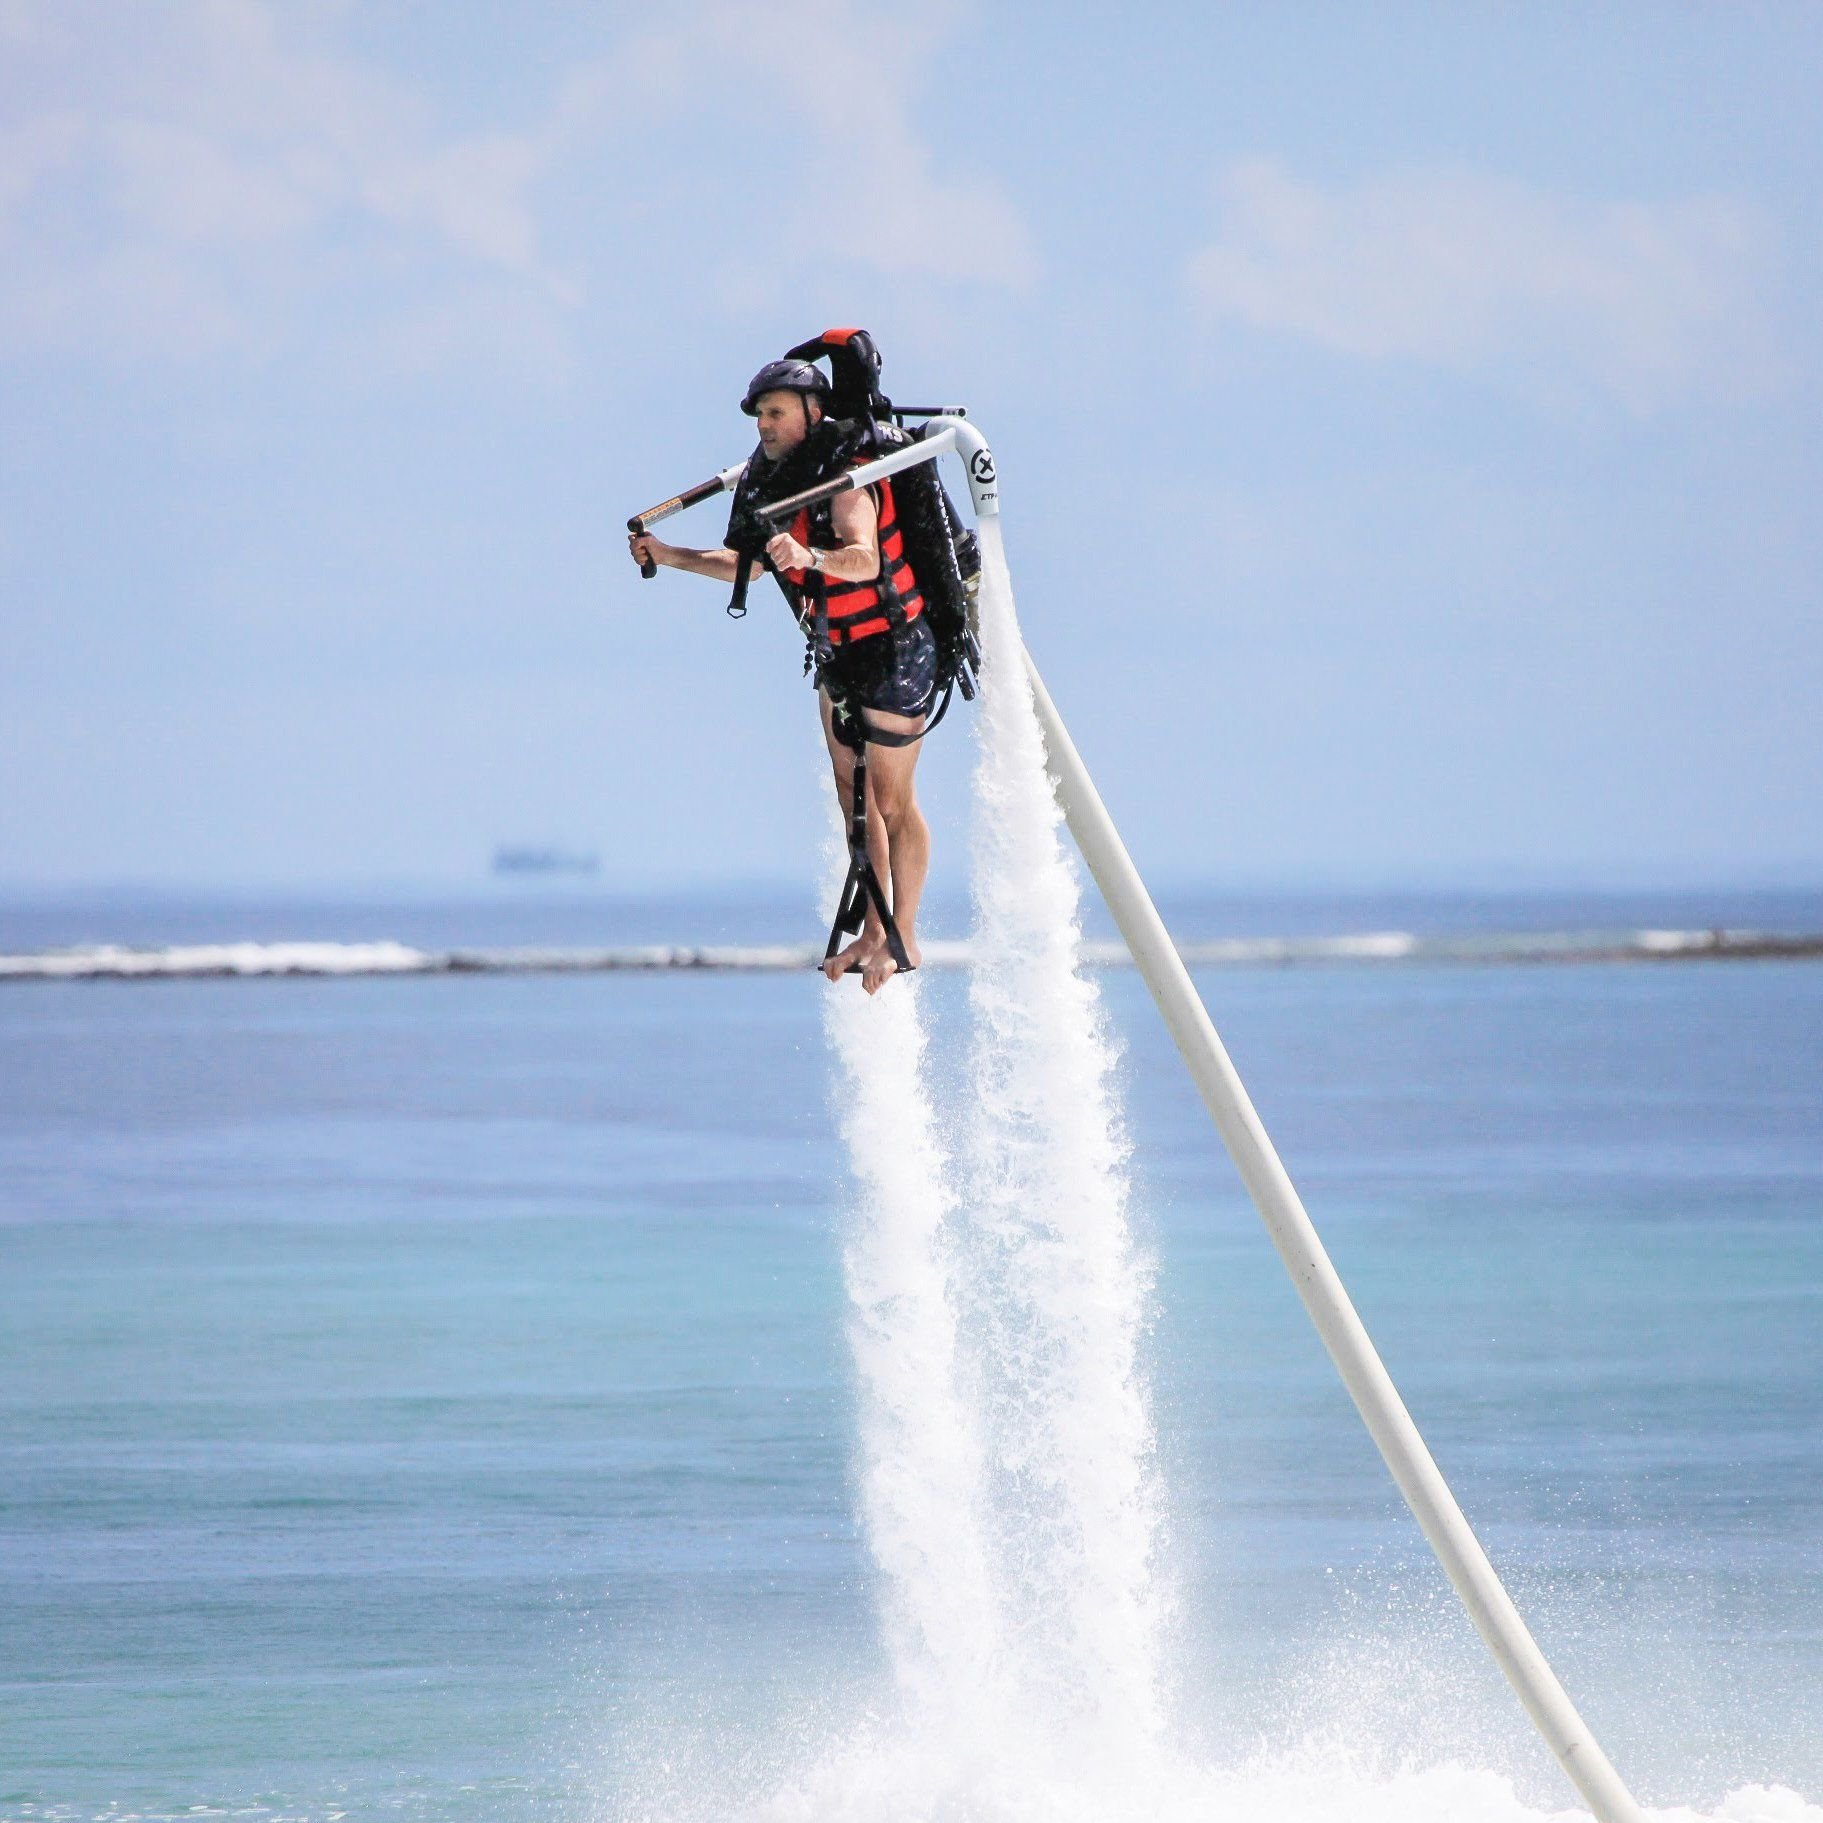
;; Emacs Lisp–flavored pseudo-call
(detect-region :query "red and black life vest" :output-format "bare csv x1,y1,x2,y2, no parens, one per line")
783,474,924,647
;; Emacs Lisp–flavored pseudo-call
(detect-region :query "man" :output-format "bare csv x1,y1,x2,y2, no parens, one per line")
627,359,935,994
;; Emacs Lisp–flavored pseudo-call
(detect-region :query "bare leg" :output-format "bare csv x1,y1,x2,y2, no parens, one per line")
819,693,894,981
853,708,927,994
816,694,927,990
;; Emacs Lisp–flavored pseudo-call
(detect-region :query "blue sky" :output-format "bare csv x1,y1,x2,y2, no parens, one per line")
2,0,1819,893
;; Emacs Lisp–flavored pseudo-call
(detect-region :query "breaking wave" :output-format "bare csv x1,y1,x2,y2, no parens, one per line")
5,931,1817,982
0,939,435,979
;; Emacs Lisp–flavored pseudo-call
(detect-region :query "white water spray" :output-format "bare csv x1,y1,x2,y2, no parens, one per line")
823,978,1000,1728
957,517,1164,1748
812,518,1162,1769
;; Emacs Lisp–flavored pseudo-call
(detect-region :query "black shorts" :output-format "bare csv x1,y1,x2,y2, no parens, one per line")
823,615,938,720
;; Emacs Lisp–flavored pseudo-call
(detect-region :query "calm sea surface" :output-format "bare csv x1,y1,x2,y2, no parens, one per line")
2,891,1819,1820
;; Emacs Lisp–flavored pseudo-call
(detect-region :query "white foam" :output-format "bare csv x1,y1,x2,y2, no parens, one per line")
737,1728,1818,1823
1165,930,1420,965
1635,929,1720,953
0,939,432,979
452,943,821,971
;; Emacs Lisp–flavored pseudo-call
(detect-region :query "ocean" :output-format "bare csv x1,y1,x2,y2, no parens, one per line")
3,881,1819,1823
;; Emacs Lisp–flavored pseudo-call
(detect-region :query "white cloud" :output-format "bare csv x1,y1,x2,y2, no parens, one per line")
729,0,1037,290
0,110,83,223
0,0,564,365
0,0,1031,373
365,134,555,279
104,116,328,244
553,0,1038,293
0,0,53,46
1187,158,1778,411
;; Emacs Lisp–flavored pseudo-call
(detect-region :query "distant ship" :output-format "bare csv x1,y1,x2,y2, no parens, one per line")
491,846,599,877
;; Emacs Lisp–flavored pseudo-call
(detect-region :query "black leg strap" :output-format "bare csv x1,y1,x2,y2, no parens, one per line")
833,676,953,751
822,743,913,978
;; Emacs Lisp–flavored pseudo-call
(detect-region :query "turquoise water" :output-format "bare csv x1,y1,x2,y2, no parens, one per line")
2,899,1820,1820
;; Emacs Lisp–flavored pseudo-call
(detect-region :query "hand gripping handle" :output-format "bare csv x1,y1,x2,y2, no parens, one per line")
626,513,661,580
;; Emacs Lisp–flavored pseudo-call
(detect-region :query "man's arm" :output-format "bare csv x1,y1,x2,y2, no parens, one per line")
627,534,762,583
765,488,881,583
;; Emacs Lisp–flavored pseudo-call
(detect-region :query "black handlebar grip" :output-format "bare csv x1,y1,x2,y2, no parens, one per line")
627,516,658,580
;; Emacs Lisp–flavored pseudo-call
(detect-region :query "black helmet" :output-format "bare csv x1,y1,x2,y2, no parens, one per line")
741,358,830,416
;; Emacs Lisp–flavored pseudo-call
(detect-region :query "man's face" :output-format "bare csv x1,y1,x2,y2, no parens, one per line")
754,390,819,460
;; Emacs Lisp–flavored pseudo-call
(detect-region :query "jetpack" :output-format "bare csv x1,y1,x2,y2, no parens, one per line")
627,327,990,978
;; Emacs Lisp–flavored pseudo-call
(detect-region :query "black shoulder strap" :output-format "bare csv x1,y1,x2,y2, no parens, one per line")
867,478,909,632
723,420,851,620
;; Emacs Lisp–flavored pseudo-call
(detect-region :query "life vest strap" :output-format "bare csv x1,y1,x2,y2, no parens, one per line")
801,476,918,643
824,593,924,645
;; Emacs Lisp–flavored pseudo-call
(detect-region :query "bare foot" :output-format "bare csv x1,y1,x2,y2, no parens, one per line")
822,930,881,982
861,936,919,995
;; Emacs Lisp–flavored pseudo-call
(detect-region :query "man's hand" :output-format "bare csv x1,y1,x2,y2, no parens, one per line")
767,531,813,572
628,531,670,570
